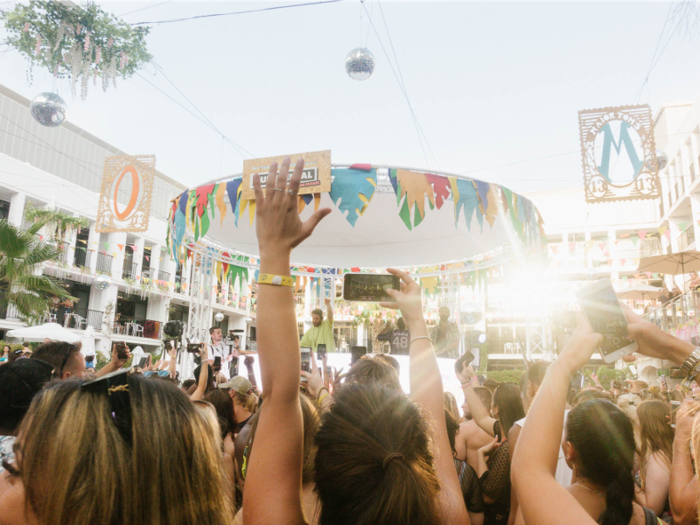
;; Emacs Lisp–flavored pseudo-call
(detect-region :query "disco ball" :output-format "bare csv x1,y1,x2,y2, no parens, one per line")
30,92,67,128
460,302,483,325
94,274,112,290
655,150,668,171
214,312,224,323
345,47,375,81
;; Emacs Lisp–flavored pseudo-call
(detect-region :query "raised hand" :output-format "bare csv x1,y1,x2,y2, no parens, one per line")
556,312,603,374
253,157,331,258
379,268,423,323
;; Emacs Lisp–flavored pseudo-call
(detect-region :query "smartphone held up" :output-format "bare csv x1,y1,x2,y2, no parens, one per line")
577,278,637,363
343,273,401,302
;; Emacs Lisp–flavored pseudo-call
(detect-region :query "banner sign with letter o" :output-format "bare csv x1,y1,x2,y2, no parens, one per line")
578,104,660,204
96,155,156,233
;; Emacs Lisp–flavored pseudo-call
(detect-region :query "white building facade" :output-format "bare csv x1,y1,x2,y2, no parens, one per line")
0,84,250,357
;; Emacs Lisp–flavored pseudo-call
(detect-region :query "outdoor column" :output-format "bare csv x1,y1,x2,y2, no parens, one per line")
8,192,25,228
86,223,99,273
108,232,127,279
133,237,145,281
149,243,162,280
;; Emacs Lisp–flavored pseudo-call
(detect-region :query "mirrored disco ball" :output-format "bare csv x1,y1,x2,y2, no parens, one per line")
345,47,375,81
655,150,668,171
30,92,67,128
214,312,224,323
94,274,112,290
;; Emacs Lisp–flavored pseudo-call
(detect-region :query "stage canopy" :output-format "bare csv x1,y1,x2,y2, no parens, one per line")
166,165,546,273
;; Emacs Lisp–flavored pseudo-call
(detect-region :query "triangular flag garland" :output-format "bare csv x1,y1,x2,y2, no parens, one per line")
165,167,546,270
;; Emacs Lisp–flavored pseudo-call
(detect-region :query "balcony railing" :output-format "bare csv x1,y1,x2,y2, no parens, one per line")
96,252,113,274
122,262,137,280
644,289,700,343
142,268,154,280
112,316,162,339
60,308,104,330
158,270,170,282
74,248,90,269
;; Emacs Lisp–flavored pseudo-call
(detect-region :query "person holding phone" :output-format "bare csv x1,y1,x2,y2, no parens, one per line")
300,297,335,353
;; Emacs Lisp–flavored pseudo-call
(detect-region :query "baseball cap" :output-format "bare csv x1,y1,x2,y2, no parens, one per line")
218,375,253,395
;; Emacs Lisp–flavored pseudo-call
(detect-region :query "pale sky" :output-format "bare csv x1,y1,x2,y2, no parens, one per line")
1,0,700,195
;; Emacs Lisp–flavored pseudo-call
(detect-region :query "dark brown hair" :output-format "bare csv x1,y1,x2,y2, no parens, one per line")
314,384,440,525
204,388,237,440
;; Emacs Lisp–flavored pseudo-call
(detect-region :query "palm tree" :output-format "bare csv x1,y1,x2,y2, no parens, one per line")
0,219,75,321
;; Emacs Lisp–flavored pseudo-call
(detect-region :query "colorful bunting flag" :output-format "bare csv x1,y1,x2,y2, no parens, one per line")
329,168,378,226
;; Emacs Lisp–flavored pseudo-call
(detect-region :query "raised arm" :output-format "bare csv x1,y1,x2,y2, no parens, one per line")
381,269,469,524
458,367,497,437
168,346,177,379
191,344,209,401
511,314,601,525
324,297,333,324
670,400,699,525
243,157,330,525
95,344,131,378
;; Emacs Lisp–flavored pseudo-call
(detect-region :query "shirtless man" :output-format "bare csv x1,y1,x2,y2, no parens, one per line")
454,385,494,471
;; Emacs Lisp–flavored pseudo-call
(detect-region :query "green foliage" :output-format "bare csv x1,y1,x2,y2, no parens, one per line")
0,219,75,321
582,366,632,389
477,345,488,373
1,1,151,80
95,350,110,371
24,203,88,242
0,341,28,352
485,369,525,384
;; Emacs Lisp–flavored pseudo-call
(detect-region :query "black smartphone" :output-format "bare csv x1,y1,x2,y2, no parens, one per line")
138,356,149,369
343,273,401,302
187,343,202,354
351,345,367,365
115,342,128,360
577,278,637,363
300,347,311,373
454,351,475,375
213,356,222,371
317,344,327,360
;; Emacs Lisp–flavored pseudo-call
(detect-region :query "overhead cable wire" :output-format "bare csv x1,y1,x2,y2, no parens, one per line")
375,0,439,168
360,1,431,167
134,72,252,159
131,0,345,26
149,63,255,157
633,2,683,103
117,0,174,18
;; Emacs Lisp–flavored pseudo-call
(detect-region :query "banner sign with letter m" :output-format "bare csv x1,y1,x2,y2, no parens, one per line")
578,104,660,204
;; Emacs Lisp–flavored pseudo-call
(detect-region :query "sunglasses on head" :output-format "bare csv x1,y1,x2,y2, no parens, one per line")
144,370,170,378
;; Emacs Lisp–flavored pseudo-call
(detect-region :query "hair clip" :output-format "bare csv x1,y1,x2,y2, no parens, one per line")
81,368,132,444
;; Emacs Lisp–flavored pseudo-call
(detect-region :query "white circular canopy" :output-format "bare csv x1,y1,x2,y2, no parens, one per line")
167,166,544,270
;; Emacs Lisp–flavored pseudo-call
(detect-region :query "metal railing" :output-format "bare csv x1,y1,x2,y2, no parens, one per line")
142,268,154,280
60,308,103,330
122,262,137,280
96,252,113,274
74,248,91,269
158,270,170,282
644,288,700,343
112,316,161,339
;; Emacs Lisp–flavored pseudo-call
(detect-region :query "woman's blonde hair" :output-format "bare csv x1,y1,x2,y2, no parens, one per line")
234,391,259,414
18,374,234,525
444,392,460,422
637,400,673,488
20,379,131,525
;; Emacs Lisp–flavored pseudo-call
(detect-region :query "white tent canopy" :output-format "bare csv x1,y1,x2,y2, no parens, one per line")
6,322,82,343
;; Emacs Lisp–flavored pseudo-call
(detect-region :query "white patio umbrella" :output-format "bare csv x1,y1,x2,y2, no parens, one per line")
636,250,700,290
81,325,96,356
6,322,82,343
617,285,661,301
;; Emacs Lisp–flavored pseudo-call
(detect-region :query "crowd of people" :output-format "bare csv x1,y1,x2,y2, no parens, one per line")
3,158,700,524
